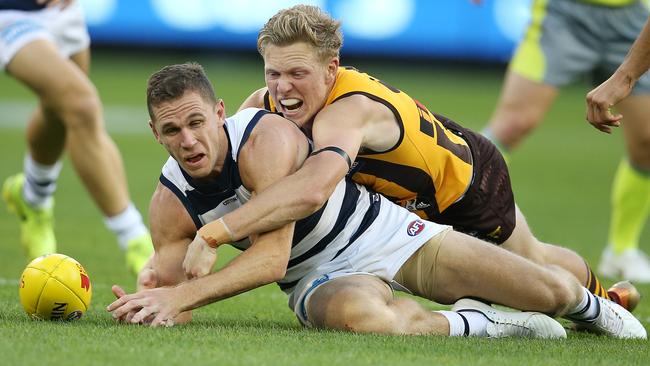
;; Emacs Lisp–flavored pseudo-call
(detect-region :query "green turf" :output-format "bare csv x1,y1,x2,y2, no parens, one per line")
0,49,648,365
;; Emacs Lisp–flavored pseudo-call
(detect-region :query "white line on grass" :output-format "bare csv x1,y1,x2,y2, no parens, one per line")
0,278,19,286
0,100,150,134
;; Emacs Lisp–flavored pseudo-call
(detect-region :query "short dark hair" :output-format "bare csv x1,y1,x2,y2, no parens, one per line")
146,62,217,120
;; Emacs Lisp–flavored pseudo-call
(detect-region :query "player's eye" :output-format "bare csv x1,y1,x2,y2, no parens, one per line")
163,127,180,135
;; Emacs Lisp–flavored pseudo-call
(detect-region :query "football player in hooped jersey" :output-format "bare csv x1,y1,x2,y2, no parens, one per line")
183,4,635,311
107,63,646,340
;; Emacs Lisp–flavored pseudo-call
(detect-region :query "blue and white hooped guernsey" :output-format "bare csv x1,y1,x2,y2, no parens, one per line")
158,108,382,293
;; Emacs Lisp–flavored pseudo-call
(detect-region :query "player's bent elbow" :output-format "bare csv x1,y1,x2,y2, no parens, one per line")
256,255,288,284
268,267,287,284
267,260,288,283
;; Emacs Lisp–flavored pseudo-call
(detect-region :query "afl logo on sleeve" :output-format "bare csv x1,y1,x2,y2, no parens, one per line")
407,219,425,236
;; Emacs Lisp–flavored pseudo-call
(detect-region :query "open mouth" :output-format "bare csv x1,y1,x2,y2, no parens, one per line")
280,98,303,112
185,153,205,164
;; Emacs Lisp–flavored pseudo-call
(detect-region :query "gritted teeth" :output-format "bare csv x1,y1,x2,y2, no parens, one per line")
280,98,303,111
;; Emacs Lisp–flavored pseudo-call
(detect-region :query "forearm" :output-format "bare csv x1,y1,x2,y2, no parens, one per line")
618,18,650,81
181,232,291,311
199,154,344,245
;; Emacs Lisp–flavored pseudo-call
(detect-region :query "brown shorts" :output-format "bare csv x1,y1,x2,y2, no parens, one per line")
430,114,516,244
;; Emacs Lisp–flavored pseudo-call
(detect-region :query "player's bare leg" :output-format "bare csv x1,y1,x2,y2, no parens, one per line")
307,275,450,335
10,41,129,216
598,95,650,283
417,230,580,314
404,231,645,338
5,40,151,273
482,73,639,306
306,274,565,338
483,71,558,151
501,204,636,311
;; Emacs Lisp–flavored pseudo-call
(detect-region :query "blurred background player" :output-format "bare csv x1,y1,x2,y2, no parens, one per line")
0,0,152,273
481,0,650,282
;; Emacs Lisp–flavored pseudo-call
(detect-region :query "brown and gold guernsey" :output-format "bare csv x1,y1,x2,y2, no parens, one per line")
264,67,474,219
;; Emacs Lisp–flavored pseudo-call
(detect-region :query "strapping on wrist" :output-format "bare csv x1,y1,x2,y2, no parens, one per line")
198,217,235,248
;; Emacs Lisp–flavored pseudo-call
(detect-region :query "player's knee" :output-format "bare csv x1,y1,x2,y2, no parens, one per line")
61,93,101,131
308,284,398,334
46,80,102,132
493,114,538,147
335,303,387,333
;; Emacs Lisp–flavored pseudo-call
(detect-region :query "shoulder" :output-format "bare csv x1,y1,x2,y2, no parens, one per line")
238,87,269,111
250,112,307,151
321,93,381,124
238,113,309,189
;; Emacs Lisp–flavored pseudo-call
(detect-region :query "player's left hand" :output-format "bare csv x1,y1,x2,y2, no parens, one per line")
182,233,218,279
107,286,183,327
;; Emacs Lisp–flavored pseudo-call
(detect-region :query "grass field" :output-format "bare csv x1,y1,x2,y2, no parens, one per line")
1,49,649,365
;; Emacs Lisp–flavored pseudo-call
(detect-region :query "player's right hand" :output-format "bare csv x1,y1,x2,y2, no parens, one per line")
182,233,217,279
137,267,158,292
585,73,633,133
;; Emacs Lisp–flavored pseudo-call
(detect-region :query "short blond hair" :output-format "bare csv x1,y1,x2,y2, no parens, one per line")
258,5,343,63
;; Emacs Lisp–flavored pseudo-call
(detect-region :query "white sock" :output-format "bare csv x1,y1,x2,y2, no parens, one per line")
567,287,600,322
23,154,62,208
104,203,148,250
436,310,489,337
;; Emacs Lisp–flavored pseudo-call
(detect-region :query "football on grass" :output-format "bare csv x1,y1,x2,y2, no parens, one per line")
19,253,92,321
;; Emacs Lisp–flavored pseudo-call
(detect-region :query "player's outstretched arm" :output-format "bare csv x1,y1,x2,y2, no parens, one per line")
586,16,650,132
108,183,195,325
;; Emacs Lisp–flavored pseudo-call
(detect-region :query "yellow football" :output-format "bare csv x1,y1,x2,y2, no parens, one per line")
19,253,92,321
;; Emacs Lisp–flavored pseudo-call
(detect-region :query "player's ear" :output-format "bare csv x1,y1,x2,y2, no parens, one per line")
215,99,226,125
149,120,162,144
326,57,339,83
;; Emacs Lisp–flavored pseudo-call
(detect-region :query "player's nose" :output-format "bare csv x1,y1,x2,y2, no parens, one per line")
179,129,197,148
276,76,293,94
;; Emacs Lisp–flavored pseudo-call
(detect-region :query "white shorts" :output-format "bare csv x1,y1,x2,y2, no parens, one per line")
286,194,449,327
0,2,89,70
